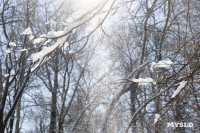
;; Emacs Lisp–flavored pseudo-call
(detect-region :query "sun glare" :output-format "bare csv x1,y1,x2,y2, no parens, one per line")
78,0,105,10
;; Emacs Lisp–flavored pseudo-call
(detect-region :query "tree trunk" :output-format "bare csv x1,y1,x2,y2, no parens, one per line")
15,100,21,133
175,98,185,133
0,117,5,133
49,55,58,133
58,121,63,133
8,113,15,133
49,90,57,133
130,85,136,133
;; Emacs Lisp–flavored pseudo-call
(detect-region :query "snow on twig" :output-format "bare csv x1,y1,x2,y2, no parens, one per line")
171,81,187,98
131,78,156,85
151,60,173,72
154,114,161,124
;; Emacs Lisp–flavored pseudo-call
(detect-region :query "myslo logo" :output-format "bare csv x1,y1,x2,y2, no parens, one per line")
167,122,193,128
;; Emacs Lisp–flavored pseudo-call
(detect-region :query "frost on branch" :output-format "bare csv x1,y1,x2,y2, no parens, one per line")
21,1,106,72
21,27,34,40
43,39,52,46
69,50,75,54
154,114,161,124
33,35,46,45
30,35,68,72
59,42,69,52
4,74,9,78
21,27,32,35
5,49,12,56
171,81,187,98
16,49,28,52
46,31,66,38
9,42,17,47
151,60,173,72
131,78,156,85
29,35,34,40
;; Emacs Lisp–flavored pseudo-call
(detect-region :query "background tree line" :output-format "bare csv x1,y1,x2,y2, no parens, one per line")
0,0,199,133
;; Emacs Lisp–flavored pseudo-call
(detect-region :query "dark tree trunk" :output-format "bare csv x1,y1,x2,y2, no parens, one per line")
49,91,57,133
15,100,21,133
49,55,58,133
175,98,185,133
0,117,5,133
8,113,14,133
130,86,136,133
58,121,63,133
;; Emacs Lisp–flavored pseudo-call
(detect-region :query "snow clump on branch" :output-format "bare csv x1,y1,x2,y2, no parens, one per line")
171,81,187,98
131,78,156,85
151,59,173,72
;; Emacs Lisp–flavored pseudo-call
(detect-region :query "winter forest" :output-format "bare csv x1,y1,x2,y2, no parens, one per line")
0,0,200,133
